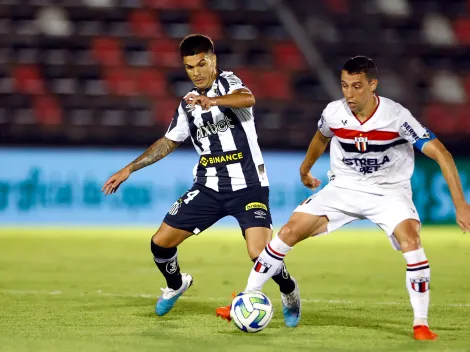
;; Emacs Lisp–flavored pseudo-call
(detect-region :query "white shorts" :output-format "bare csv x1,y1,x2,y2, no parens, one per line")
294,183,420,250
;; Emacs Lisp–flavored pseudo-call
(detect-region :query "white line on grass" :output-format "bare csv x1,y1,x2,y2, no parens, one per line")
1,289,470,307
1,289,64,295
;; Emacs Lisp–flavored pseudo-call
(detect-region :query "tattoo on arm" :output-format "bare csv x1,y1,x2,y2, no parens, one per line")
128,137,180,173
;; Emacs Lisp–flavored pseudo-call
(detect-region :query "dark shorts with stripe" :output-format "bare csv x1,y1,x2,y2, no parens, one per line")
163,183,272,235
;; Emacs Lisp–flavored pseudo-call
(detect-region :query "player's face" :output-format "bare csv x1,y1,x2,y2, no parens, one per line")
341,71,377,114
183,52,217,90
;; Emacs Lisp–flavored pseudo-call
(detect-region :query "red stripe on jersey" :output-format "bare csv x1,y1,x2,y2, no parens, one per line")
330,128,400,141
407,260,429,267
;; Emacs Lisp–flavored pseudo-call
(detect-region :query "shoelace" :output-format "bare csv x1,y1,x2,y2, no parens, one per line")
160,287,176,299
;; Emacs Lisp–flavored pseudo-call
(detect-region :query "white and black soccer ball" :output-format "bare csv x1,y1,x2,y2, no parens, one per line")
230,291,273,333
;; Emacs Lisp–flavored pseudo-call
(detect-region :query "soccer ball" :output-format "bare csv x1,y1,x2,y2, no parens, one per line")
230,291,273,333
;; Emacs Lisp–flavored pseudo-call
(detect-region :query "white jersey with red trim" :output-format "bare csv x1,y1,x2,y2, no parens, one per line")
318,96,435,195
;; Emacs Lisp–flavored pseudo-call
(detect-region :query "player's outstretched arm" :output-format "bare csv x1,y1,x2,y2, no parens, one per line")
299,131,330,190
101,137,181,195
184,88,255,110
127,136,181,173
422,139,470,233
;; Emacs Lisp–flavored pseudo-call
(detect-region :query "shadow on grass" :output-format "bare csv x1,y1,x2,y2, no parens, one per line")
110,296,419,339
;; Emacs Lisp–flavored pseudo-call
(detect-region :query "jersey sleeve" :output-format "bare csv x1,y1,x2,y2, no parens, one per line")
164,103,190,142
219,71,250,95
317,111,334,138
397,105,436,151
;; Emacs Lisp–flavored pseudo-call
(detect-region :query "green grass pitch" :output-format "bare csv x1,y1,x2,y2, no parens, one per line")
0,226,469,351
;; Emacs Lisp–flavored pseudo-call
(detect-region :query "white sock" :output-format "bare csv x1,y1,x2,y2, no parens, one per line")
403,248,430,326
245,235,293,292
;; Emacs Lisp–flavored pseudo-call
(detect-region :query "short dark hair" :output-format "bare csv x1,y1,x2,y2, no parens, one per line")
342,56,377,80
179,34,214,58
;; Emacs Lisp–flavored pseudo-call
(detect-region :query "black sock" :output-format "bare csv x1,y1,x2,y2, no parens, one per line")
252,257,295,294
151,240,182,290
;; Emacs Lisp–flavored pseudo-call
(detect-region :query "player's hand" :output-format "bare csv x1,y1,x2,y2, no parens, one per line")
300,172,321,190
102,167,131,195
456,203,470,233
184,93,216,111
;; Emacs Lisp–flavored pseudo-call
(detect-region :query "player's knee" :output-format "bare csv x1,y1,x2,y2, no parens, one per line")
399,233,421,252
151,232,162,246
152,222,192,248
278,224,305,245
395,219,421,251
151,232,172,248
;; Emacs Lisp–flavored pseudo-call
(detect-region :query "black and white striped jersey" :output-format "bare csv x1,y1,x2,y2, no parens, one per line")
165,70,269,192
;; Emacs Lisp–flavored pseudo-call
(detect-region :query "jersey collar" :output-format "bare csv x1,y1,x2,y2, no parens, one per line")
351,95,380,125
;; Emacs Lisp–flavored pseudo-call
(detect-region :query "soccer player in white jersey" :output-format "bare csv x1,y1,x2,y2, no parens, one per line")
101,34,300,326
236,56,470,340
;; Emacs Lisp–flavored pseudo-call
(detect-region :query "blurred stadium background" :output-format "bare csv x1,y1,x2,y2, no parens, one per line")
2,0,470,350
1,0,470,150
1,0,469,227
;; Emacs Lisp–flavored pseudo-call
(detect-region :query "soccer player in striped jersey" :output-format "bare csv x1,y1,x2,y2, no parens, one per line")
102,34,300,327
235,56,470,339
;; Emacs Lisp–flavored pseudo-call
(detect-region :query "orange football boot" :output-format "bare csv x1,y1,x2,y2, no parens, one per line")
216,292,236,322
413,325,438,340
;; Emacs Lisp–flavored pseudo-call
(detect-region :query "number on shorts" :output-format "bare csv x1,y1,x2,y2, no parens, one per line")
183,190,200,204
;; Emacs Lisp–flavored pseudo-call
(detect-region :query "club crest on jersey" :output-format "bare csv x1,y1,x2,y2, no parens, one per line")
254,258,271,273
410,277,430,293
354,135,368,152
211,81,219,96
185,104,196,113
